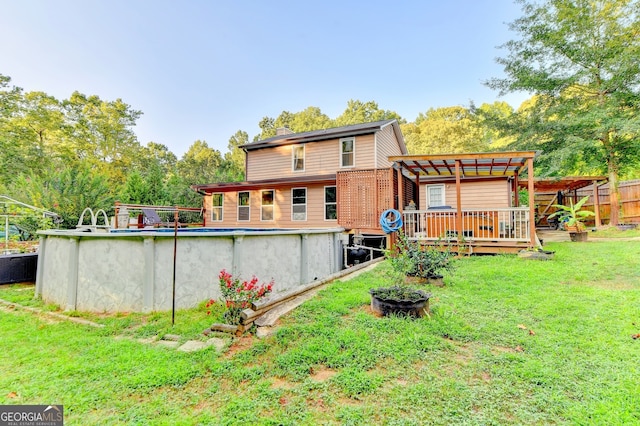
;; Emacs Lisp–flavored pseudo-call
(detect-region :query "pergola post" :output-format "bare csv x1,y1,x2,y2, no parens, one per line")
396,166,404,211
455,160,463,243
414,170,421,209
527,158,536,248
593,181,601,227
513,171,520,207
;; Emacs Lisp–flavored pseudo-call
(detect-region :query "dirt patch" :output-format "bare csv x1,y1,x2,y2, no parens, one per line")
577,280,636,290
361,304,383,318
491,345,525,355
224,335,254,358
270,377,296,390
0,304,60,324
310,366,337,382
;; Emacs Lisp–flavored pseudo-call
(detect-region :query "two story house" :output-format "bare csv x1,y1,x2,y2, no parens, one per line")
193,120,538,253
192,119,408,232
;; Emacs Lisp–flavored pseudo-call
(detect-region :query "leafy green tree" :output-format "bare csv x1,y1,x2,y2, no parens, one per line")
12,165,113,229
334,100,405,126
255,116,276,141
0,75,24,188
11,91,67,172
119,171,150,205
487,0,640,224
223,130,248,181
402,106,489,154
176,140,224,186
280,106,332,132
62,91,143,183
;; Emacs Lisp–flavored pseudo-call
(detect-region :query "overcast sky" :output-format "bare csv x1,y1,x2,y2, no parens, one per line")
1,0,530,157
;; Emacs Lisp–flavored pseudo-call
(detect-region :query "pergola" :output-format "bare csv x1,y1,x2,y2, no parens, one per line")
389,151,538,250
518,176,608,226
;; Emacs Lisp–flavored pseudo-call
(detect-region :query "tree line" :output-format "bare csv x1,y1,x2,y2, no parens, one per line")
1,0,638,228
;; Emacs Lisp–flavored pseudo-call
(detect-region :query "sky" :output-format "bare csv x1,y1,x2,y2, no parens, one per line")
1,0,531,157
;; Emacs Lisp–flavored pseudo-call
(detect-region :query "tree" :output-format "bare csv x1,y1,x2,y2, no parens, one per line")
401,106,489,154
334,100,404,126
176,140,224,186
12,165,114,229
487,0,640,225
62,91,143,183
0,75,24,187
224,130,248,181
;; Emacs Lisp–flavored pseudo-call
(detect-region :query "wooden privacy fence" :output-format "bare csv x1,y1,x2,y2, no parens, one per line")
575,179,640,224
536,179,640,225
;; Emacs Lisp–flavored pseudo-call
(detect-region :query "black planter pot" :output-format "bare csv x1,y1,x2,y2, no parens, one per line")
369,287,431,318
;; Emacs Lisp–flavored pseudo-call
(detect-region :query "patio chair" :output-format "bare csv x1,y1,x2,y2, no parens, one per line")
142,209,182,228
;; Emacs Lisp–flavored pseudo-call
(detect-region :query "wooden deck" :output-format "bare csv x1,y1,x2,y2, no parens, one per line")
403,207,534,254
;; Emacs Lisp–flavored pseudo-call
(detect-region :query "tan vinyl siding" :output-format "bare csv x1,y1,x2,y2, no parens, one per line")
202,184,337,228
375,124,404,168
246,134,377,181
439,179,510,208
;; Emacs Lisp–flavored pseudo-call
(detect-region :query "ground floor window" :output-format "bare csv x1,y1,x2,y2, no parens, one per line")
292,187,306,221
238,191,250,221
211,193,223,221
426,184,446,208
325,186,337,220
261,190,274,221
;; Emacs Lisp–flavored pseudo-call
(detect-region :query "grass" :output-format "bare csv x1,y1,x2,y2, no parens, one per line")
590,224,640,239
1,240,639,425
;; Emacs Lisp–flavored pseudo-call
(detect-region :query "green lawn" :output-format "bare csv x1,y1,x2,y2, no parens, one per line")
1,239,639,425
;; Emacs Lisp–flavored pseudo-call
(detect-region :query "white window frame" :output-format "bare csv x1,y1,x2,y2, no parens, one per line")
237,191,250,221
426,184,446,208
292,144,305,172
211,193,223,222
291,187,307,221
340,137,355,168
261,189,275,221
324,185,337,221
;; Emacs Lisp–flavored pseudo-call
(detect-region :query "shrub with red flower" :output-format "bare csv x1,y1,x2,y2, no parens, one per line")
218,269,274,324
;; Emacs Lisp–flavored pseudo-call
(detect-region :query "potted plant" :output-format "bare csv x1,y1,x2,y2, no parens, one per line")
548,195,595,242
369,232,434,318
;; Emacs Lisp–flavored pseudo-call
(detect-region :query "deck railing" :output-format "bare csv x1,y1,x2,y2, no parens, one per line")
403,208,531,243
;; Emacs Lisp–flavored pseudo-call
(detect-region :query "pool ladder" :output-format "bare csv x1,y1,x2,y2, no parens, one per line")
76,208,111,232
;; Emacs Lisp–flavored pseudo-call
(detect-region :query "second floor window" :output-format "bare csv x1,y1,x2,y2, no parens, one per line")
211,193,223,221
238,191,250,221
292,145,304,171
340,137,354,167
261,190,274,221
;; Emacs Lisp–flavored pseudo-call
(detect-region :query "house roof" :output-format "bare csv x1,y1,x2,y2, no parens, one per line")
389,151,538,182
242,119,408,154
517,176,608,194
192,174,337,193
